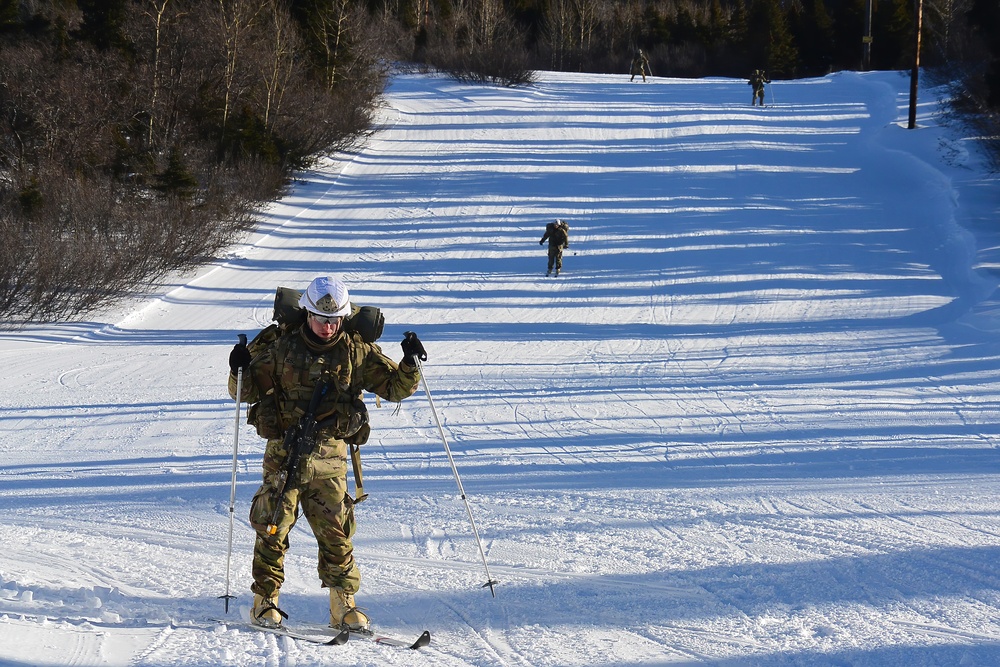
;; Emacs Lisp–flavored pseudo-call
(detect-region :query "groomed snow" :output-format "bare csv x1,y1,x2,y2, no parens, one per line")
2,69,1000,666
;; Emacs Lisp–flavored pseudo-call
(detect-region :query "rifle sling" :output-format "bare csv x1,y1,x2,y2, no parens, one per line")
350,443,368,504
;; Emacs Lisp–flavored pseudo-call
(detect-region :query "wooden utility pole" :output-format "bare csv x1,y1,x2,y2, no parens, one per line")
908,0,923,129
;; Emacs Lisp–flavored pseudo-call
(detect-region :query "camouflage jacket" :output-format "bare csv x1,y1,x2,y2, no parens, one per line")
541,223,569,249
749,72,770,90
229,326,420,480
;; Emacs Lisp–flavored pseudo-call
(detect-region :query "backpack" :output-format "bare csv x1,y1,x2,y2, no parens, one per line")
247,286,384,358
554,220,570,246
546,220,570,233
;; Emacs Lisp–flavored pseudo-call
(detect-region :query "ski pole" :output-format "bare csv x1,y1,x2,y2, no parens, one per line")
414,357,499,597
219,334,246,613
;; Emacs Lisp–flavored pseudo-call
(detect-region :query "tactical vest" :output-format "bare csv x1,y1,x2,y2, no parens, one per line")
247,329,371,445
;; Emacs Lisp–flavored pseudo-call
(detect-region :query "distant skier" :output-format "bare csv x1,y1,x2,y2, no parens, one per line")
540,219,570,277
749,69,770,106
630,50,650,82
228,275,425,632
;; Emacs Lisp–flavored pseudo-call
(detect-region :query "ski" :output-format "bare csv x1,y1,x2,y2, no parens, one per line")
214,618,349,645
353,627,432,649
215,619,430,649
294,622,431,649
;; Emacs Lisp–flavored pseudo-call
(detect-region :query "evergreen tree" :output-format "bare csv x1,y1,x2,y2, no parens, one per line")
729,0,751,66
829,0,866,70
745,0,798,77
968,0,1000,107
674,6,699,45
788,0,835,75
705,0,729,48
0,0,19,34
875,0,914,70
77,0,129,51
155,145,199,197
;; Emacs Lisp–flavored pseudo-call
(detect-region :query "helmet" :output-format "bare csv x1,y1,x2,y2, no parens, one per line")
299,276,351,318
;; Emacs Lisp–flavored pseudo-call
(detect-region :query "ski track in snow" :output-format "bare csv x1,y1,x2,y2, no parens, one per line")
1,69,1000,666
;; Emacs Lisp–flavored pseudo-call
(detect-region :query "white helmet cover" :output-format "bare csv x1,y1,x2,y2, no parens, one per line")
299,276,351,318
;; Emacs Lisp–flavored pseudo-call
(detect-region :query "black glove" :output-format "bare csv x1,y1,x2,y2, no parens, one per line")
401,331,427,366
539,240,544,245
229,334,251,374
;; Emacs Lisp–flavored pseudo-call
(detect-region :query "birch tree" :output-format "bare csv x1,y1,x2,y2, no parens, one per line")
259,0,298,127
215,0,265,139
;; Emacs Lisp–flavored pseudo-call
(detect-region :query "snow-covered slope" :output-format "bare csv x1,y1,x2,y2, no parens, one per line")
2,69,1000,666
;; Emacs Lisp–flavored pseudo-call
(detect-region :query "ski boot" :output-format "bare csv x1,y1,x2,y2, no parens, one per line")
330,587,371,632
252,593,286,628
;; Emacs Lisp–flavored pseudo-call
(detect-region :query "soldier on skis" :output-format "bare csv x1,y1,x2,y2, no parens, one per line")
749,69,770,106
630,49,650,82
228,275,425,632
540,219,570,277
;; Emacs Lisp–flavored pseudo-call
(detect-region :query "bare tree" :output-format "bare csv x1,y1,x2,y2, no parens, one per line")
474,0,505,48
143,0,175,146
307,0,353,90
572,0,601,52
0,0,384,326
546,0,575,71
214,0,265,139
258,0,299,128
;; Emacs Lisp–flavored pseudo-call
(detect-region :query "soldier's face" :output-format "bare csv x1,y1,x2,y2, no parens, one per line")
308,312,342,340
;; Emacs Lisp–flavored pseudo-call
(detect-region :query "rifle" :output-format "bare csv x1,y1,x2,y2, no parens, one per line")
265,378,331,535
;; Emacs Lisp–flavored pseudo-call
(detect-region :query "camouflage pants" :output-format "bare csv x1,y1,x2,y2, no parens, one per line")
547,246,564,273
248,471,359,598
